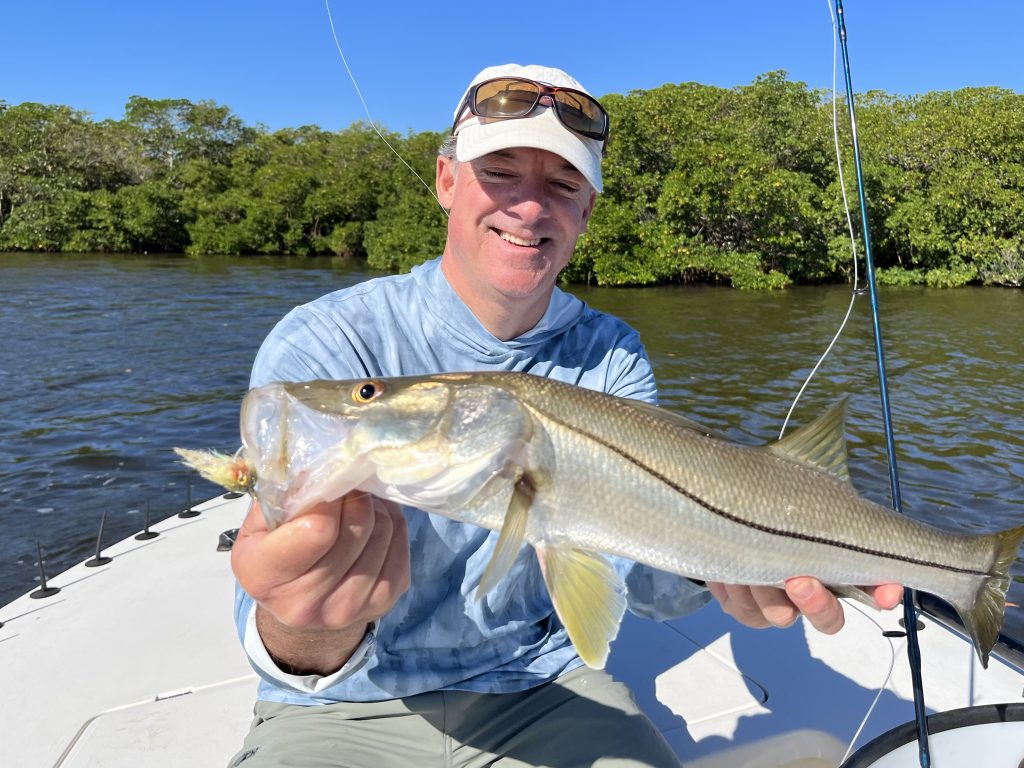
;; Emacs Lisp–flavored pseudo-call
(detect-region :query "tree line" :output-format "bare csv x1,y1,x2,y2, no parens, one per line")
1,72,1022,288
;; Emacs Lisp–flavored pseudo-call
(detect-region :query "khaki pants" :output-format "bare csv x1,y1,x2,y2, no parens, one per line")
228,667,682,768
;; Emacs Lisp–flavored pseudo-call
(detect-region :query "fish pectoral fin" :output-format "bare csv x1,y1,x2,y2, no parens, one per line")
828,584,877,607
538,543,627,670
476,476,534,597
769,398,851,483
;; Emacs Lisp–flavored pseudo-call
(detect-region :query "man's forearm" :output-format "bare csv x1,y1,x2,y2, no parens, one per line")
255,605,371,676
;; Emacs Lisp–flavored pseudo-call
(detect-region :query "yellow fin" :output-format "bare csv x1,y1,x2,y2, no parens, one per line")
538,544,627,669
769,398,851,482
477,477,533,597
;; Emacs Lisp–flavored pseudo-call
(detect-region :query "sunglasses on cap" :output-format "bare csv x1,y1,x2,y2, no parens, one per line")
452,77,610,142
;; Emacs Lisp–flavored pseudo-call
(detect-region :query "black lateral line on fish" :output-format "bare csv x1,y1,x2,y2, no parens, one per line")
537,409,990,579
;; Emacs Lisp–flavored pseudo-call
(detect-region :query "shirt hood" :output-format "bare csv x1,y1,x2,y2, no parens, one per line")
414,258,587,362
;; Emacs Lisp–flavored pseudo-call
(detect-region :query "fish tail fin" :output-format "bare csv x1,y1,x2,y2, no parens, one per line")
954,523,1024,669
174,447,255,495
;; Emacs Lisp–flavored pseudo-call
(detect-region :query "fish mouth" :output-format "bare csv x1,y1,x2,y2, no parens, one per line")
240,383,364,527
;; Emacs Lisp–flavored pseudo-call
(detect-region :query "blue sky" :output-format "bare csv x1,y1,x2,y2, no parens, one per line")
6,1,1021,134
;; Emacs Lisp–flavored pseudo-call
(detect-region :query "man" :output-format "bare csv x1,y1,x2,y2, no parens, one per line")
228,64,902,767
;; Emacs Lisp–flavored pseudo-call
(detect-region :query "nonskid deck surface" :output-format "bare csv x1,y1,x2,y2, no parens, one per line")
0,494,257,767
3,494,1022,767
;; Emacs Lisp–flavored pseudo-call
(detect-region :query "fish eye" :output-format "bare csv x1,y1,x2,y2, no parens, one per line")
352,380,384,403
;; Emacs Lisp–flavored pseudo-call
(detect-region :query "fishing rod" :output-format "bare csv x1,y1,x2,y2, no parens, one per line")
833,2,931,766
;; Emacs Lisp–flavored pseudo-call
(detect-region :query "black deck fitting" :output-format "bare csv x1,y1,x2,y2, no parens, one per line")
135,499,159,541
30,542,60,599
178,473,200,518
85,511,113,567
217,528,239,552
898,616,926,632
222,491,245,499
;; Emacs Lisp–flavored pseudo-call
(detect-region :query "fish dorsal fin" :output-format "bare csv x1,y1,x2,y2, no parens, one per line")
477,476,534,596
537,544,627,669
769,398,851,483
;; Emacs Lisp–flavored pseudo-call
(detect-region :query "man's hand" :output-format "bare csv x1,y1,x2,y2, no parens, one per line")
231,493,410,675
706,578,904,634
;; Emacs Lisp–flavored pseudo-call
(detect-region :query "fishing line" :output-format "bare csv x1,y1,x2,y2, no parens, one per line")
778,0,864,440
784,5,930,763
322,0,447,214
779,6,894,748
833,1,931,765
840,601,899,763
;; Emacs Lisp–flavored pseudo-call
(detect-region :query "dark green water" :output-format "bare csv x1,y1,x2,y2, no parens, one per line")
1,253,1021,640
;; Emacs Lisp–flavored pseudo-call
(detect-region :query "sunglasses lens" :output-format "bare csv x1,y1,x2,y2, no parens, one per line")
551,91,607,139
472,79,541,118
463,78,608,141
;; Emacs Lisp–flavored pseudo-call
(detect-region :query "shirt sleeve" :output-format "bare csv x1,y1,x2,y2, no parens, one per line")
235,586,378,693
602,329,658,404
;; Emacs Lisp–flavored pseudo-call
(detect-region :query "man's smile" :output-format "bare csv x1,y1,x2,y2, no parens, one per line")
496,229,547,247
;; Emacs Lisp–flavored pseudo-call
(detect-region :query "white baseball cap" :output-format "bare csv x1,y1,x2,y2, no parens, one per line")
451,63,606,192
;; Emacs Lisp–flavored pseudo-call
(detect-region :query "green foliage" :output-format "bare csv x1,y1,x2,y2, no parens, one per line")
1,80,1022,290
587,73,826,288
875,267,926,286
568,198,652,283
118,180,188,252
924,262,978,288
364,185,447,272
364,130,448,271
955,235,1024,287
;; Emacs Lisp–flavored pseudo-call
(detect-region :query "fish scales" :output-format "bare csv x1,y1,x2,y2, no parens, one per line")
510,374,991,585
176,370,1024,669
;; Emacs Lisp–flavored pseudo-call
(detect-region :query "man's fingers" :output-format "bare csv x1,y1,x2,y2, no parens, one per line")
369,502,411,610
869,583,905,610
785,577,844,634
311,494,377,578
750,585,800,629
710,578,903,636
238,498,269,536
336,497,394,591
233,498,350,598
322,498,410,621
707,582,770,629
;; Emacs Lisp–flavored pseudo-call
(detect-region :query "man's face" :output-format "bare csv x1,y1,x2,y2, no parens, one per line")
436,146,596,329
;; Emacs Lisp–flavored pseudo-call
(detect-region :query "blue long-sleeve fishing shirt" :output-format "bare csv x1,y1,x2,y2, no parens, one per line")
237,257,709,704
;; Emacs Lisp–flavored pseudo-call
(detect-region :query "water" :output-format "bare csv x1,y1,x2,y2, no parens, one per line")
1,253,1022,641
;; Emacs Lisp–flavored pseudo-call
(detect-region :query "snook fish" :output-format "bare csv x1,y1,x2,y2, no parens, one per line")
176,371,1024,669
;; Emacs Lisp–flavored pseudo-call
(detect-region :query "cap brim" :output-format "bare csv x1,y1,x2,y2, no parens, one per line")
455,108,603,193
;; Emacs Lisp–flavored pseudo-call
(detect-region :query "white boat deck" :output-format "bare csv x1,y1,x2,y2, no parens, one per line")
1,495,256,767
3,493,1022,767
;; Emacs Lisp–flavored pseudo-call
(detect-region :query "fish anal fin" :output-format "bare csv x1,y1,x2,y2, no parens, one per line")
477,475,534,597
770,398,851,483
538,544,627,669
